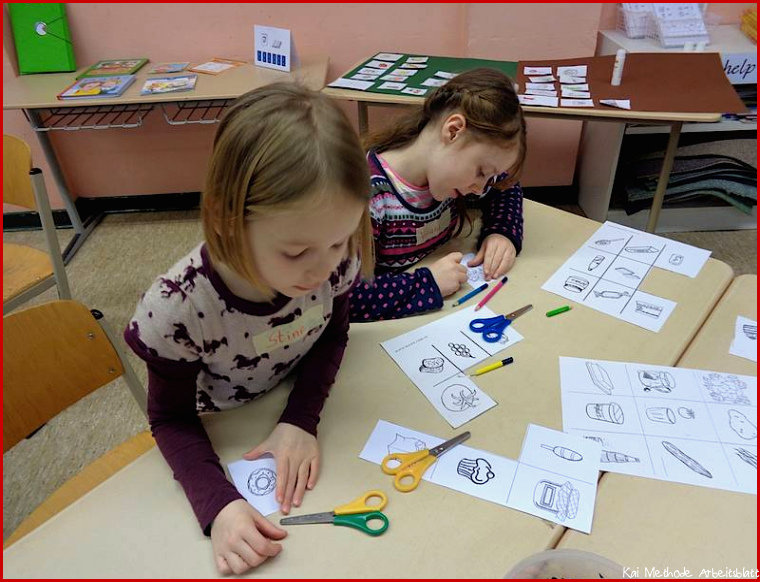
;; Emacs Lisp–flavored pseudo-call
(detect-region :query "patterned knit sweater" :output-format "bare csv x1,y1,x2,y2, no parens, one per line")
349,150,524,322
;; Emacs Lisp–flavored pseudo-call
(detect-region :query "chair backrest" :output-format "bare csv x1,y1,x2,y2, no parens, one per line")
3,134,37,210
3,300,147,452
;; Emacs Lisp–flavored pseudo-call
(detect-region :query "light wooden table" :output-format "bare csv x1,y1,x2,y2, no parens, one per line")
323,57,723,233
3,56,329,262
3,201,734,577
556,275,756,577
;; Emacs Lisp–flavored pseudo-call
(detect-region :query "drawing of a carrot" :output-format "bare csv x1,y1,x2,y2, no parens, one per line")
662,441,712,479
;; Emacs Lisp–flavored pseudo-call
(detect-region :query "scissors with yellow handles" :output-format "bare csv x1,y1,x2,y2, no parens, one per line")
381,432,471,492
279,490,389,536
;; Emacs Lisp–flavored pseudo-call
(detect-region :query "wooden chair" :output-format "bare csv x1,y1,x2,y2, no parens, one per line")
3,134,71,315
3,300,151,548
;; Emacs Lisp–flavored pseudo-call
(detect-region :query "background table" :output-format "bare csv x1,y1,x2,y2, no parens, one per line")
556,275,756,575
3,201,734,577
3,57,329,262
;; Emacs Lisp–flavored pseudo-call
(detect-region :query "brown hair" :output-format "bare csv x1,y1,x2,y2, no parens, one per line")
202,82,374,297
365,68,526,236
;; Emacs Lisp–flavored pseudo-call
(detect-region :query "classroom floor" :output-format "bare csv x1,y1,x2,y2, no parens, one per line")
2,206,757,541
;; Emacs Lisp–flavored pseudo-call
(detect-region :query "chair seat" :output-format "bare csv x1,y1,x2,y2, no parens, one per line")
3,431,155,548
3,243,54,303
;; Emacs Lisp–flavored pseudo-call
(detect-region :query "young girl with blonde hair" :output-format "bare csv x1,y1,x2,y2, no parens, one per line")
350,68,526,322
125,83,373,575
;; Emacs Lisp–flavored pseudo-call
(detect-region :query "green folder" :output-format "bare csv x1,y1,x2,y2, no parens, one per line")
9,3,76,75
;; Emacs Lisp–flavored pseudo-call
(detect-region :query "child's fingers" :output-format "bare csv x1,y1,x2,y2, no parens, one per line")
281,461,299,513
275,459,289,507
292,461,310,507
216,555,232,576
253,512,288,540
234,539,268,569
484,245,498,279
243,526,283,558
225,551,252,576
243,443,267,460
307,457,320,489
448,251,464,263
494,251,515,277
467,247,485,267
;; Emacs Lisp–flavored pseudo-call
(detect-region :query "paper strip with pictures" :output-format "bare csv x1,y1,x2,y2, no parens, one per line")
560,356,757,495
541,221,711,332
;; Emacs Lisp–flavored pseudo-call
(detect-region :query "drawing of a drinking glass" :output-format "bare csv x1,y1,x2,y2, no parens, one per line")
743,324,757,341
638,370,675,393
646,407,676,424
586,402,624,424
564,276,589,293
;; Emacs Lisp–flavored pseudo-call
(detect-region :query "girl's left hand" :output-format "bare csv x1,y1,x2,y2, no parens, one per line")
244,423,319,515
468,234,517,280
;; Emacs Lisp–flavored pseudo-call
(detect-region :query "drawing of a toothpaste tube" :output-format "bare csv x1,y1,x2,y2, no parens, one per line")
601,450,640,463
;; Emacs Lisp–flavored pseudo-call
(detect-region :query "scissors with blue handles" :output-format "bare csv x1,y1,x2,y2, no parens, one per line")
469,304,533,343
279,490,389,536
381,432,471,492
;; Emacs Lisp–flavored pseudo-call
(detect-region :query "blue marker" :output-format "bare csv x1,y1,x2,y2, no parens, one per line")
452,283,489,307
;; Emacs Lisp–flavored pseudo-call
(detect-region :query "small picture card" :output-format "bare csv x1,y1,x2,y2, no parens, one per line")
406,56,429,63
562,83,589,91
435,71,457,79
561,88,591,98
327,77,373,90
190,58,245,75
560,98,595,107
378,81,407,90
525,82,556,90
557,65,588,77
358,67,385,76
518,94,559,107
352,73,380,81
422,77,447,87
365,60,394,70
391,68,417,77
254,24,293,72
559,75,587,84
528,75,556,83
380,75,408,82
524,66,553,75
402,86,428,95
600,99,632,110
374,53,404,61
147,62,189,75
228,456,279,517
525,89,558,97
399,63,428,69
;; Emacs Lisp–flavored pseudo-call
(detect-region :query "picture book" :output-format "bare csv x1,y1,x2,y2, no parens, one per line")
77,58,148,78
147,62,190,74
140,74,198,95
57,75,136,100
190,58,246,75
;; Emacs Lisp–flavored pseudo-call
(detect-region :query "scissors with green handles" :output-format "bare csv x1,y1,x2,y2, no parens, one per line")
381,432,471,492
279,490,389,536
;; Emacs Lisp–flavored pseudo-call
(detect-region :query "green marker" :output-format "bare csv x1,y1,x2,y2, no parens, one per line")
546,305,571,317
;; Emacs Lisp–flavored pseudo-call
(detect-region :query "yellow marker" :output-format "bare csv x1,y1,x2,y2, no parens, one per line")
471,357,514,377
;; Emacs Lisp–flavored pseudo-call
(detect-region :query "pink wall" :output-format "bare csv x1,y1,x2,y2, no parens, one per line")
3,3,753,209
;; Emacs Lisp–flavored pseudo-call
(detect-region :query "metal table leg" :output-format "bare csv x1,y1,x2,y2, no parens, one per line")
645,121,683,233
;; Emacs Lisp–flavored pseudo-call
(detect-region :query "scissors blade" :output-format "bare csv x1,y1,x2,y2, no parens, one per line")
280,511,335,525
429,431,471,457
504,304,533,321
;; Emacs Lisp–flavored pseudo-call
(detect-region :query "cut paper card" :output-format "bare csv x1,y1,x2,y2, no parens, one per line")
518,95,559,107
557,65,587,77
525,82,556,90
228,457,280,517
374,52,404,61
402,87,428,96
406,56,429,63
364,59,394,70
357,67,385,76
378,81,406,90
380,305,523,426
460,252,485,287
352,73,380,81
525,89,558,97
562,83,589,91
528,75,556,83
524,66,552,75
359,420,600,532
400,63,428,69
390,68,417,77
561,89,591,99
422,77,447,87
561,99,595,107
435,71,457,79
600,99,632,110
730,316,757,362
327,77,373,90
560,356,757,495
559,75,587,84
379,75,408,82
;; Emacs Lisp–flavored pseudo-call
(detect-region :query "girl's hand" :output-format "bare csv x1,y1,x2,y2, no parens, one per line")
210,499,287,575
468,234,516,280
244,423,319,515
428,252,468,297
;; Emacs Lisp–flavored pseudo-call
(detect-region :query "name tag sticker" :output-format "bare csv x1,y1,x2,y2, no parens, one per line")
253,305,324,353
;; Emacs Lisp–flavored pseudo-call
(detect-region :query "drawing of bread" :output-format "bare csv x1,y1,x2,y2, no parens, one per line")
419,357,444,374
662,441,712,478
